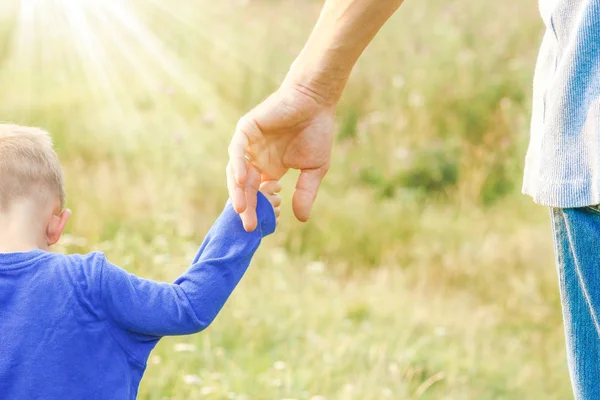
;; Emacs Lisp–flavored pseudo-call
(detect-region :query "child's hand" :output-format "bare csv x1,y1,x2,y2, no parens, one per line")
259,180,281,225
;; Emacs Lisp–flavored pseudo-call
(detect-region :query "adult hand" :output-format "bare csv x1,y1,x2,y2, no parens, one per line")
227,83,336,232
227,0,404,232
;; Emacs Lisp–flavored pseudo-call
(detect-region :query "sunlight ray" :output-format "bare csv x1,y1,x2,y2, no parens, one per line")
12,0,37,108
138,0,268,79
59,0,121,113
85,0,197,138
100,0,222,104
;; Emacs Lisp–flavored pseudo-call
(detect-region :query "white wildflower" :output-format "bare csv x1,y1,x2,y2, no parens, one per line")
306,261,325,274
273,361,286,370
173,343,197,352
395,147,411,161
270,248,288,265
149,355,162,365
409,92,425,107
201,386,215,395
392,75,405,89
183,374,202,385
434,326,447,337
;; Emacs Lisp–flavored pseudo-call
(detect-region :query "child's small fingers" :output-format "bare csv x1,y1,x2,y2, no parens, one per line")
258,181,270,192
268,180,282,193
273,206,281,218
259,180,282,194
270,194,281,208
259,191,281,207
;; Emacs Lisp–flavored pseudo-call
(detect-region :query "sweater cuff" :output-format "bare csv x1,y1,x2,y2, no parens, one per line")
256,191,277,237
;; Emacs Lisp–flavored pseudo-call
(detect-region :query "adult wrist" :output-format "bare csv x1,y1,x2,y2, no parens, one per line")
282,54,348,107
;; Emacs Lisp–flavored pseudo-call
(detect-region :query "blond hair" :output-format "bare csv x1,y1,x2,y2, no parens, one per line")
0,124,65,210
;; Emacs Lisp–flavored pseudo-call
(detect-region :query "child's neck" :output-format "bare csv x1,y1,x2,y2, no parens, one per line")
0,202,47,253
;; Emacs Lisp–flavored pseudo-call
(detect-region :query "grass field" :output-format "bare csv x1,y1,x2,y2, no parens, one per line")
0,0,574,398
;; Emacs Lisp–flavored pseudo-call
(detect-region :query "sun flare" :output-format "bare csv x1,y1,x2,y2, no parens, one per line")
3,0,261,127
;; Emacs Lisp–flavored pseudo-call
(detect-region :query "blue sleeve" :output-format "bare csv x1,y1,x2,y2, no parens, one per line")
98,192,276,338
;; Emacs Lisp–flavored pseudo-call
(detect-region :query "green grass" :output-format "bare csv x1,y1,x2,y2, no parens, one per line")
0,0,572,398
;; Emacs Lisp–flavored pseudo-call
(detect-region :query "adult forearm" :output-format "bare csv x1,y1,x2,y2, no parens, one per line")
284,0,404,105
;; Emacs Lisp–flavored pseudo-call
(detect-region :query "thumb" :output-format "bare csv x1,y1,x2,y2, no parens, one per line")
292,166,328,222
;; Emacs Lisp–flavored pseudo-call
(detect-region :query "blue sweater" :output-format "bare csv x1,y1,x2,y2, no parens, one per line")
0,194,276,400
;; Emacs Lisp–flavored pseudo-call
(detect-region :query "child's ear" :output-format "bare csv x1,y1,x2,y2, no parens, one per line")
47,208,72,246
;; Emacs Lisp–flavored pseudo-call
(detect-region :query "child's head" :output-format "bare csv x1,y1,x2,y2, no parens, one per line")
0,124,70,250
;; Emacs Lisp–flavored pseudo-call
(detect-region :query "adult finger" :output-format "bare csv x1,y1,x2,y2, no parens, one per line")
240,165,261,232
228,127,250,185
227,162,246,213
227,128,250,213
292,166,328,222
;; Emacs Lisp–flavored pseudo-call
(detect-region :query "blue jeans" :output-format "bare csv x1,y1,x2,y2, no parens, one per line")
551,206,600,399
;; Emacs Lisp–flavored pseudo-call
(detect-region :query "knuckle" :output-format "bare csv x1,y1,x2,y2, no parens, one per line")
236,115,256,134
228,137,241,154
227,145,236,157
235,116,247,130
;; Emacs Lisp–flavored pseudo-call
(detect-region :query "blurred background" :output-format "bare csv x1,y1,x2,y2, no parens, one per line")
0,0,569,399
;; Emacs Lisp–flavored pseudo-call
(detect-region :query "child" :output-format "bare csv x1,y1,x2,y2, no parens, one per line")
0,124,281,399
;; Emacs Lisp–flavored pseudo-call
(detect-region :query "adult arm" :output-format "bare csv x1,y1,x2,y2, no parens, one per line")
228,0,404,231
